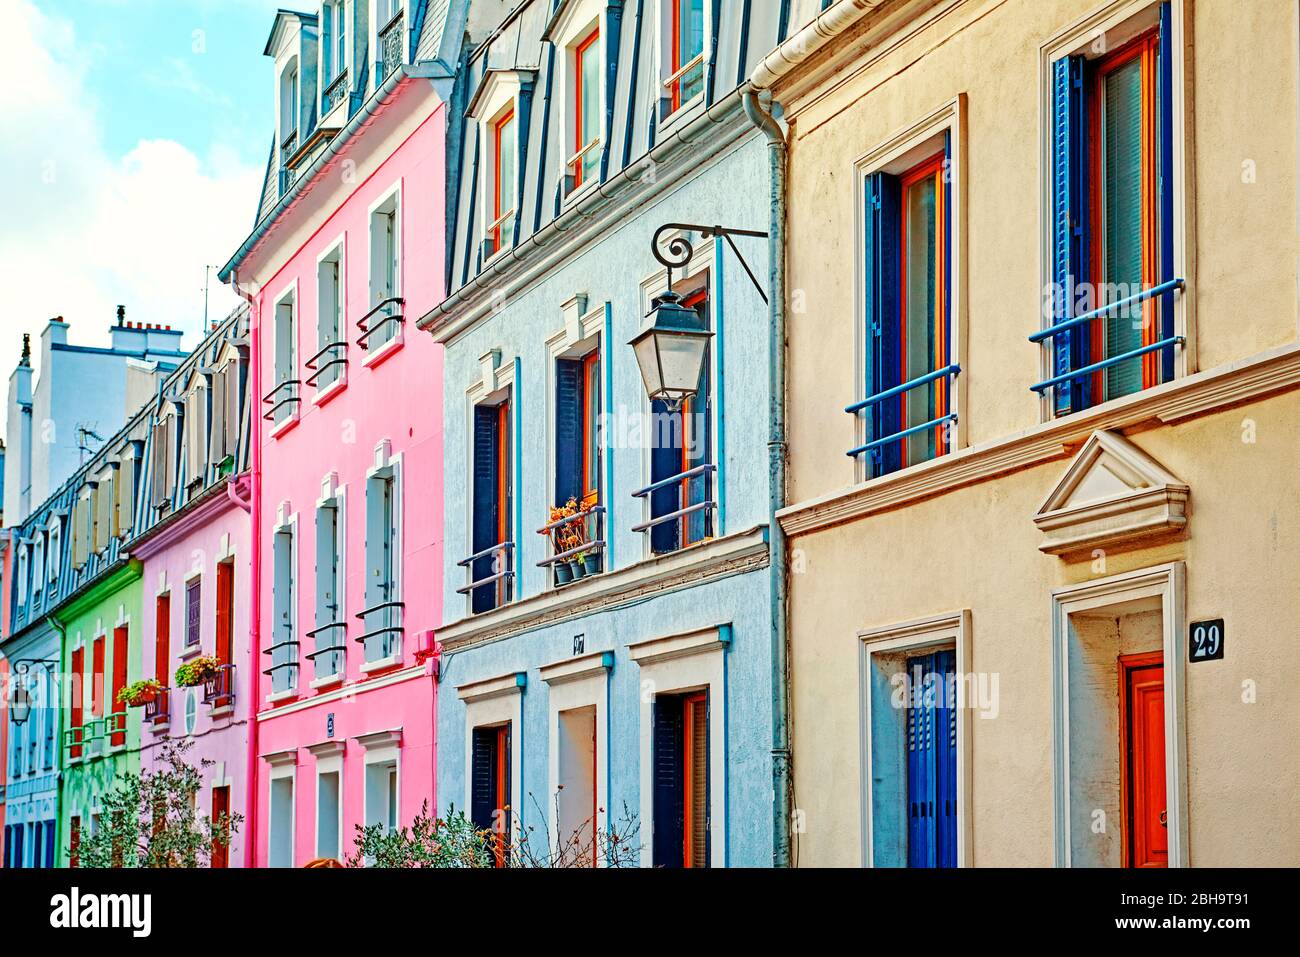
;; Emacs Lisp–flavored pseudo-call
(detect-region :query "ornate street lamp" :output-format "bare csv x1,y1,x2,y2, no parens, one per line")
8,662,33,727
632,223,768,409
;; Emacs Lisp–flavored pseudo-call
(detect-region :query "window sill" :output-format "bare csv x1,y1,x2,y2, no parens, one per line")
310,672,346,691
361,333,405,370
359,653,403,675
178,644,203,661
659,94,705,136
269,411,301,440
266,688,299,705
563,176,601,209
149,719,170,736
207,704,234,720
312,376,348,408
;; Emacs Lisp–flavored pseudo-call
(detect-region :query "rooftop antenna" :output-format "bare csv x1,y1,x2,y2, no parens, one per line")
203,265,212,333
76,425,104,464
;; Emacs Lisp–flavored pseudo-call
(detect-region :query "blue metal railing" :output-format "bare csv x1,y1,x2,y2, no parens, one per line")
631,465,717,535
844,365,960,460
1030,279,1185,394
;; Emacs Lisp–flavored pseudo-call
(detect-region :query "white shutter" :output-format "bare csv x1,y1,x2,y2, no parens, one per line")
117,455,135,534
209,369,227,462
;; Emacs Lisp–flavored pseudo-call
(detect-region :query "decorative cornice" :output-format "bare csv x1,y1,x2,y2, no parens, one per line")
456,671,526,703
539,650,614,685
779,344,1300,538
628,624,731,666
437,526,769,652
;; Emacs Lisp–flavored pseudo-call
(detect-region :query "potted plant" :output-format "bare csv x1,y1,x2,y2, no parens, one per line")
547,502,577,585
117,679,164,708
175,655,221,689
581,549,603,576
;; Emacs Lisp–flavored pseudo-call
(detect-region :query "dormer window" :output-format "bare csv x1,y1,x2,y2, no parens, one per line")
15,543,28,609
570,27,602,191
47,517,62,582
30,535,45,595
490,107,517,255
280,58,300,160
664,0,705,114
376,0,405,83
321,0,349,115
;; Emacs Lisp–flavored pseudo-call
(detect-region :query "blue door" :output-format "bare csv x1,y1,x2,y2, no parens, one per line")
907,650,957,867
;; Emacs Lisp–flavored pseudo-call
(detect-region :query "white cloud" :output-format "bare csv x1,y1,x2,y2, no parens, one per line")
0,0,263,444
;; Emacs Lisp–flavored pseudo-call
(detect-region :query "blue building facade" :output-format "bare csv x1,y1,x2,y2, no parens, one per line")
421,0,822,867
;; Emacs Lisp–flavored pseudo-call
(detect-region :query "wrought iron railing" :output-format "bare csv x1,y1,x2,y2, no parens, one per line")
457,541,515,610
305,340,348,390
305,622,347,680
1029,278,1186,397
844,364,961,462
262,379,302,424
632,465,717,547
378,11,405,83
355,601,404,663
537,505,606,583
261,638,300,695
280,128,299,169
323,68,349,117
202,663,235,707
357,297,404,352
144,687,170,726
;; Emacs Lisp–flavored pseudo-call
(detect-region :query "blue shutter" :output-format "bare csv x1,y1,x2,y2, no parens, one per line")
934,649,958,868
2,825,9,868
684,298,713,544
12,823,23,869
31,822,43,871
555,359,583,506
470,726,498,832
865,172,903,477
649,399,682,554
1051,54,1092,414
652,695,685,867
1157,1,1176,382
44,821,55,868
906,652,936,868
471,406,500,614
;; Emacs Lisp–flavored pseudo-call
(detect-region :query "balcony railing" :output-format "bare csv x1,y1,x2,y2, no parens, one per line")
202,663,235,708
280,128,299,168
632,465,717,548
537,505,606,584
305,340,348,391
1029,278,1186,397
262,379,301,424
262,637,301,695
457,541,515,610
566,138,602,193
144,687,170,727
305,621,347,680
845,364,961,461
323,68,349,117
355,601,404,663
357,297,404,352
378,10,405,83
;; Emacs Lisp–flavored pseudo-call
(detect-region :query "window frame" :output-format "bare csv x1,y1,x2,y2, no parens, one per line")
268,509,300,700
661,0,708,119
270,281,300,434
311,479,348,687
541,652,611,867
313,235,349,401
491,106,517,256
361,449,403,671
364,182,404,362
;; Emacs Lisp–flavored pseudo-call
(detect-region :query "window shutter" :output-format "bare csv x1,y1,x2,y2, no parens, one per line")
71,497,86,568
686,692,710,868
555,359,584,505
363,475,394,660
1157,1,1175,382
683,299,713,544
934,649,958,868
117,455,135,535
1050,54,1092,414
470,726,499,832
651,695,685,868
11,825,22,870
864,171,903,477
471,406,500,614
44,820,55,868
227,361,242,455
314,503,341,672
649,399,682,554
906,652,937,868
272,529,295,694
210,369,227,462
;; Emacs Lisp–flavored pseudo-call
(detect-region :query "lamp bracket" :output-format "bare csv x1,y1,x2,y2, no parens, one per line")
651,223,769,304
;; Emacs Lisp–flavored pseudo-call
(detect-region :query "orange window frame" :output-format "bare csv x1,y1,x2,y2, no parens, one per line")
492,107,515,250
1088,31,1162,397
573,28,600,188
896,152,948,467
493,724,510,868
682,691,708,868
580,350,601,509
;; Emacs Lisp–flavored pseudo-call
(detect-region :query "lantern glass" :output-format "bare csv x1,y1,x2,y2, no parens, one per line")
10,670,32,726
630,290,713,407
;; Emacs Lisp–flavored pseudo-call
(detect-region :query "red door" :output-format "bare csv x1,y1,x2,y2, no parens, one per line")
1120,652,1167,868
211,786,230,869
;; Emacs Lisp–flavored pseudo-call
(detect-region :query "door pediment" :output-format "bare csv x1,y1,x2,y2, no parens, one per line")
1034,430,1189,556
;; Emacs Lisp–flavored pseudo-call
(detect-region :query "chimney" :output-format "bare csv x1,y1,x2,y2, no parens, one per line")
117,305,126,326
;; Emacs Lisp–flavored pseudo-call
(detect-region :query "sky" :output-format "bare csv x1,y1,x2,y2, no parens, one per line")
0,0,290,444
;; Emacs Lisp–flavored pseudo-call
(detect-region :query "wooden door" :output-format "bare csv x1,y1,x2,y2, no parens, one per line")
1120,652,1167,868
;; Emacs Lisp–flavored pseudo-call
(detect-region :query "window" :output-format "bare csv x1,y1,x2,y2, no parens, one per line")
860,142,954,478
270,521,299,696
321,0,347,85
364,760,398,834
68,646,84,760
665,0,705,113
570,28,602,191
362,464,401,664
269,774,295,868
150,413,174,510
270,290,298,426
47,521,60,583
312,491,346,681
10,824,24,870
185,577,202,650
489,108,517,256
470,398,513,614
155,593,170,696
15,543,29,609
91,635,105,719
72,489,92,569
652,690,709,868
30,535,44,599
313,244,346,391
648,280,713,553
214,561,234,705
110,625,128,747
1045,3,1176,415
280,60,299,145
94,468,113,551
114,448,137,535
556,706,598,865
365,190,402,352
209,356,242,463
471,724,511,866
211,786,231,869
316,770,342,860
552,349,603,579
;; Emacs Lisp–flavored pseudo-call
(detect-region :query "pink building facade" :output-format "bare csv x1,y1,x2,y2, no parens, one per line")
220,5,469,865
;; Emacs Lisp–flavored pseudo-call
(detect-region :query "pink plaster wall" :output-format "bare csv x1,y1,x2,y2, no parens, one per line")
137,493,252,866
250,100,445,867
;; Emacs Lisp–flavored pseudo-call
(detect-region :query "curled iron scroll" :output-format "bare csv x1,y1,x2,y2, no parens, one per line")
651,223,699,283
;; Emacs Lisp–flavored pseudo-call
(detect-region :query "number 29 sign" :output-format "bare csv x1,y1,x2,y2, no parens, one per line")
1189,619,1225,662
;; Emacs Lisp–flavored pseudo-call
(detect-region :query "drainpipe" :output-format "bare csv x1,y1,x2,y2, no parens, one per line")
741,89,791,869
47,613,67,866
232,272,261,869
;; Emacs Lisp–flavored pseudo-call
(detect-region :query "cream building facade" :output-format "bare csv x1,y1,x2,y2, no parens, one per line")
763,0,1300,866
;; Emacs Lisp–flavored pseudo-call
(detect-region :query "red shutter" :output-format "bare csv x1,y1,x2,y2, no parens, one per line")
156,594,170,684
215,562,233,665
69,817,81,868
211,786,230,869
110,626,128,746
91,637,105,717
69,648,84,759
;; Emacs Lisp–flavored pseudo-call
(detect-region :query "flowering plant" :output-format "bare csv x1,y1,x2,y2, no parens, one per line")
116,679,164,707
547,497,588,556
174,655,221,688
